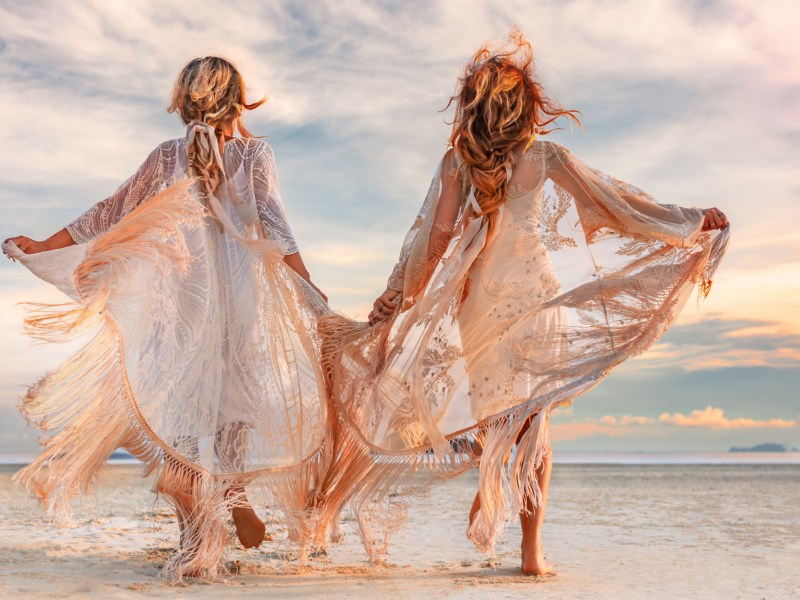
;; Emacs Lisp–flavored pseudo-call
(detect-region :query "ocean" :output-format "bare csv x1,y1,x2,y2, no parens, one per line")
2,451,799,466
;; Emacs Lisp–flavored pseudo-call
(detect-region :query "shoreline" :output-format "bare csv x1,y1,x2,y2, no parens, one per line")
2,462,798,599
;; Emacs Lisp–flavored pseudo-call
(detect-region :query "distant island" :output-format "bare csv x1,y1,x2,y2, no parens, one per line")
729,443,797,453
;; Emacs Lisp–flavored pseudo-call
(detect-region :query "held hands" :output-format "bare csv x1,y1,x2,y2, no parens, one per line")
368,288,401,326
3,236,49,256
702,208,729,231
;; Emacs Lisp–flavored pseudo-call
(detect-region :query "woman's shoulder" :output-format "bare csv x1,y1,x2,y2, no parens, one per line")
153,137,185,157
233,138,276,169
244,137,274,155
441,148,467,183
442,147,459,166
521,139,570,163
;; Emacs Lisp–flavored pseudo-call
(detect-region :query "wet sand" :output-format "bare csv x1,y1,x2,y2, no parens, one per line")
1,463,798,599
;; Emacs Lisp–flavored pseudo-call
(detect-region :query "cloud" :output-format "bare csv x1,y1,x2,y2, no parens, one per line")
550,404,798,450
630,317,800,372
600,415,655,426
590,406,797,431
1,0,799,453
658,406,797,430
549,422,623,442
549,414,656,441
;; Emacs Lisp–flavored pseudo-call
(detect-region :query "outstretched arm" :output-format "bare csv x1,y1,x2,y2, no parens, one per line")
546,141,728,246
252,143,327,302
5,144,166,256
5,228,76,255
370,150,464,324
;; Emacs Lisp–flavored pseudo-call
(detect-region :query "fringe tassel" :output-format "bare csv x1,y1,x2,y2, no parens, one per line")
153,460,240,580
316,306,614,563
699,225,731,300
11,180,247,581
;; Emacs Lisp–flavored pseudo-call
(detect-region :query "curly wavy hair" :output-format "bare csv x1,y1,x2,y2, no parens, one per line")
168,56,265,196
446,31,581,235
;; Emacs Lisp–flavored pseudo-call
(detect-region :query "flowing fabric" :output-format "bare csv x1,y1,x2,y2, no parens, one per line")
6,133,329,579
317,140,730,560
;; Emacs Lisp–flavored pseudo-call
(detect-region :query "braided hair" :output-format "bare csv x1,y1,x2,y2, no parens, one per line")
167,56,265,196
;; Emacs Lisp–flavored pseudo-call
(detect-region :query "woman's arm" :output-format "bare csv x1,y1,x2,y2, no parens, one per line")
370,150,464,324
546,141,728,246
284,251,327,302
5,144,166,256
252,143,327,301
4,228,76,255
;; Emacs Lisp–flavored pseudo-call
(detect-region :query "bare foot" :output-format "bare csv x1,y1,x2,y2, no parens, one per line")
521,539,554,576
231,505,266,549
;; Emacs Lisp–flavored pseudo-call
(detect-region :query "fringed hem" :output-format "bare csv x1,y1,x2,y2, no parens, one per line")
312,338,598,562
698,225,731,301
312,223,730,562
12,180,327,582
15,180,200,528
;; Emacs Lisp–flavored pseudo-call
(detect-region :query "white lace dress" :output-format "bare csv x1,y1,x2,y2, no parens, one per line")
319,140,730,561
5,135,328,578
64,138,309,440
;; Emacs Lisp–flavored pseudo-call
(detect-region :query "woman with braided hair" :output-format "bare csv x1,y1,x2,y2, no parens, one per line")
4,56,329,579
318,32,730,576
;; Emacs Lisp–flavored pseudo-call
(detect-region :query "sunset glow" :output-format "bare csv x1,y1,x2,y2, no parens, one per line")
1,0,797,453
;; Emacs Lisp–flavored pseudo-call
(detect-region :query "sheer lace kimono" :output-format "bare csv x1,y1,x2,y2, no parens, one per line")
317,140,729,560
4,134,329,579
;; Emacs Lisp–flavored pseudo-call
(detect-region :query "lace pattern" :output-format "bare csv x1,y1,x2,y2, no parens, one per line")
66,138,300,255
319,139,729,563
66,143,168,244
14,135,320,580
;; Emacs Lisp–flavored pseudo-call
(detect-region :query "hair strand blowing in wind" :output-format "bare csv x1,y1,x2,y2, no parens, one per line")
167,57,265,198
446,31,582,239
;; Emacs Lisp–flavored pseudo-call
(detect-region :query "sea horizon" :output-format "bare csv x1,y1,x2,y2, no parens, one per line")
2,450,799,467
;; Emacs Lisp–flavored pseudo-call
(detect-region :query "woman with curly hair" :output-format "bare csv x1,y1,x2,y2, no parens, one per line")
319,32,729,576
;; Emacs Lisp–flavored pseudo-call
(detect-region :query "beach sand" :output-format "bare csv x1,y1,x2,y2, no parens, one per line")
1,463,798,599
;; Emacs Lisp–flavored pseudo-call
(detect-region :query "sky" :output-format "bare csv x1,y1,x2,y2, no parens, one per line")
0,0,798,454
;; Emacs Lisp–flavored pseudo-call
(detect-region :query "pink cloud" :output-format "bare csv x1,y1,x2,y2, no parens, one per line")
549,422,622,442
658,406,797,430
600,415,655,426
589,406,797,433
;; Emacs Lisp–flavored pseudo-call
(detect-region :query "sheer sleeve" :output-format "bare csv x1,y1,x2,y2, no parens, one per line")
387,149,465,292
65,144,166,244
545,141,705,248
252,142,299,255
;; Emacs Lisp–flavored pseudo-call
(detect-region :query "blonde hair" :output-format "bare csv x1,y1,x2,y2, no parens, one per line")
167,56,265,196
446,31,581,236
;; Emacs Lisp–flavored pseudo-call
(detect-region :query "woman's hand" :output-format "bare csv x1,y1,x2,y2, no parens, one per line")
282,251,328,302
4,229,75,257
702,208,728,231
369,288,401,325
3,236,50,255
310,282,328,303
